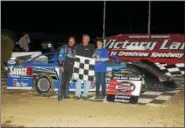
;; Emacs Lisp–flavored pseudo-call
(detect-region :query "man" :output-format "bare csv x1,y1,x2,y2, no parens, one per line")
58,36,76,100
75,34,95,99
18,33,30,52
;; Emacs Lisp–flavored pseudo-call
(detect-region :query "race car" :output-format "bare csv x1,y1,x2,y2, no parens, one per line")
6,52,124,95
106,56,180,103
6,53,62,96
6,52,179,102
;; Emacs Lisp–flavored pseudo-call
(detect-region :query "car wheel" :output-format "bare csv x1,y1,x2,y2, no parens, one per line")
129,81,144,104
32,77,36,90
35,75,54,96
141,77,146,93
129,96,139,104
106,94,115,102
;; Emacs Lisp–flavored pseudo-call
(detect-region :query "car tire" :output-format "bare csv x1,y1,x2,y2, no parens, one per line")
129,81,144,104
141,77,147,93
106,94,115,102
32,77,36,91
129,96,139,104
35,75,54,96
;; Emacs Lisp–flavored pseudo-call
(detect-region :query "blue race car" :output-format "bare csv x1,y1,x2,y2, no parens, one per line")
6,52,179,102
6,52,126,95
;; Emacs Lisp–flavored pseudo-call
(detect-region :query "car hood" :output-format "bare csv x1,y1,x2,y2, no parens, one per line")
107,62,126,71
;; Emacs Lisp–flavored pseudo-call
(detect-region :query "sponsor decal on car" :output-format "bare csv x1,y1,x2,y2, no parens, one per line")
113,74,141,81
115,81,136,93
13,79,28,87
8,67,33,76
9,68,27,76
33,67,56,74
115,95,130,99
105,71,112,85
114,98,129,103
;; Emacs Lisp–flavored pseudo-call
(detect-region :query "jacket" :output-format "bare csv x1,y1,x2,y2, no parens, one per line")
76,44,95,58
58,44,76,65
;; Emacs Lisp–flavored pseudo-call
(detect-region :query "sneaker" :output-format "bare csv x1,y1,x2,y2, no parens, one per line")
95,96,99,100
74,96,81,100
58,98,62,101
82,96,87,100
64,96,70,99
99,95,105,99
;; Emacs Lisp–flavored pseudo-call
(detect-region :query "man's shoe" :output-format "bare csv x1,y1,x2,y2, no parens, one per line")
58,98,62,101
99,95,105,99
82,96,87,100
74,96,81,100
95,96,99,100
64,96,70,99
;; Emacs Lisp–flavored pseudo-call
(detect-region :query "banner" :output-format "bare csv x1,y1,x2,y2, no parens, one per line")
105,34,184,65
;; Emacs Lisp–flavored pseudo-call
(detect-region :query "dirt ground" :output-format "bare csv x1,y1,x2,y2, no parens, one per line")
1,86,184,127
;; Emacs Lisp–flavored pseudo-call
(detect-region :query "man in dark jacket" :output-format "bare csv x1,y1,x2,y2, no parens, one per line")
58,36,76,100
75,34,95,99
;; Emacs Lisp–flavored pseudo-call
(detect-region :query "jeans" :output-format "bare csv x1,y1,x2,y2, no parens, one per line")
75,79,91,98
58,67,63,100
62,60,73,97
64,85,70,97
95,72,106,97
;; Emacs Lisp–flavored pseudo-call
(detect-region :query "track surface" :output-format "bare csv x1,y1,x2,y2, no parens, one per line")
1,77,184,127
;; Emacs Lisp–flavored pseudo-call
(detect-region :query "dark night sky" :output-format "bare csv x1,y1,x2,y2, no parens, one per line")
2,1,184,39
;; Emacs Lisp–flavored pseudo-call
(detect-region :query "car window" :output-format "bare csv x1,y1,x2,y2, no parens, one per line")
32,54,57,64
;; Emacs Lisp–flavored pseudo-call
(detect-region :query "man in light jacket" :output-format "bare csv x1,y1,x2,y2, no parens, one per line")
75,34,95,100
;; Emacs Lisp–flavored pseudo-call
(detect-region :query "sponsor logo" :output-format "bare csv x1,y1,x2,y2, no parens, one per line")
113,76,141,81
9,67,33,76
105,71,112,86
33,67,55,74
9,68,27,76
115,95,130,99
106,71,112,77
114,98,129,103
115,81,136,93
13,80,28,87
85,48,90,50
13,80,17,86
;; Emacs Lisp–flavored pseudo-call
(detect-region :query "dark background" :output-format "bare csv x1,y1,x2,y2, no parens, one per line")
1,1,184,48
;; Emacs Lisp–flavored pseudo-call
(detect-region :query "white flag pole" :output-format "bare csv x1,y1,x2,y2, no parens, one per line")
103,1,106,46
148,1,151,34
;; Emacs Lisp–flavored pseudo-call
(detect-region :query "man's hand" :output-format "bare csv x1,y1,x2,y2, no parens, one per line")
59,60,62,64
95,58,100,61
60,67,64,73
91,81,95,86
58,59,63,66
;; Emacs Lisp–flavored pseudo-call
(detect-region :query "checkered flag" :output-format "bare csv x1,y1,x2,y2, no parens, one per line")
72,55,96,81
